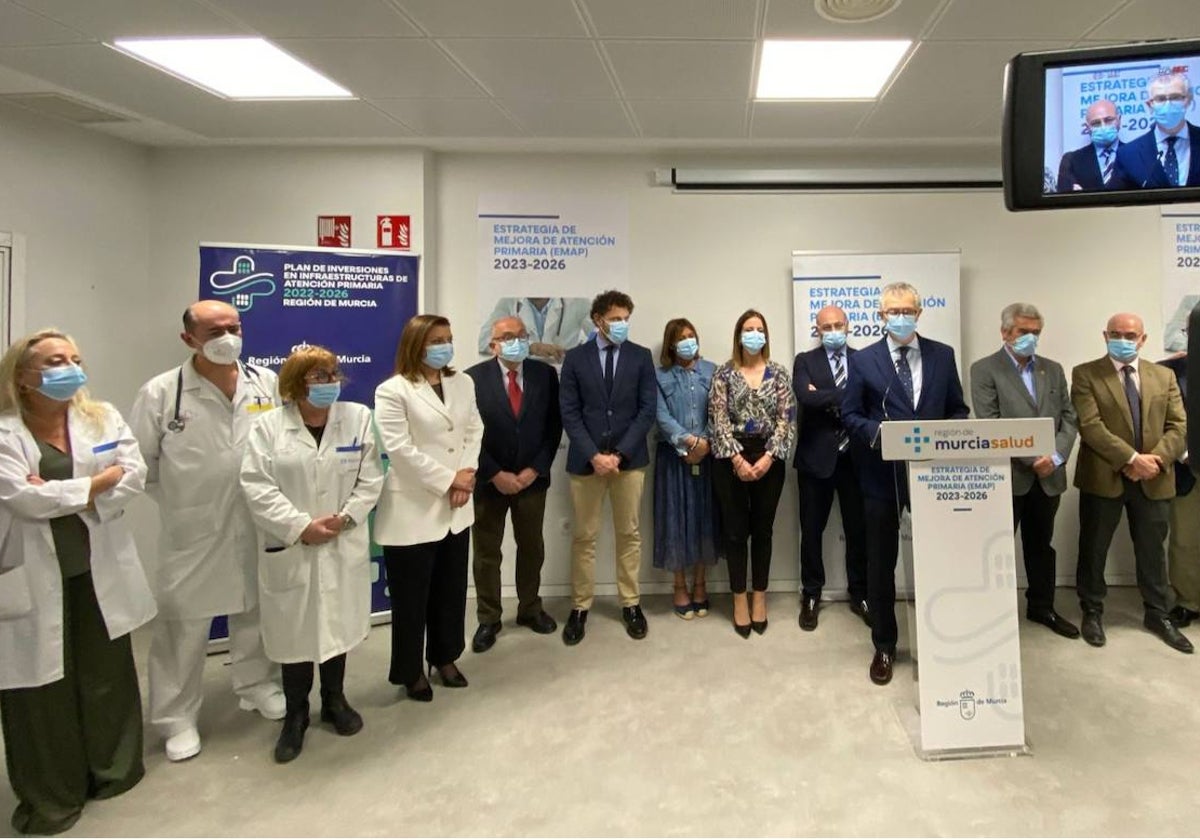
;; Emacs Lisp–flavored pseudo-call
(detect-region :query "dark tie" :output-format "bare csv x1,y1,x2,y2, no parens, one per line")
1101,147,1114,184
1164,135,1180,187
507,369,522,416
833,352,849,452
896,345,914,405
1123,365,1143,452
604,345,615,395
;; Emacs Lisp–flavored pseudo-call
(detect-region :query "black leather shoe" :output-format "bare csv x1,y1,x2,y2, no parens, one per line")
562,609,588,646
1026,609,1080,639
404,675,433,702
319,692,363,736
516,611,557,634
622,605,648,640
1169,605,1200,628
751,619,768,635
432,663,468,688
869,649,895,686
733,621,751,639
273,707,309,763
472,622,501,653
850,599,872,628
799,597,819,631
1081,611,1106,647
1145,614,1195,654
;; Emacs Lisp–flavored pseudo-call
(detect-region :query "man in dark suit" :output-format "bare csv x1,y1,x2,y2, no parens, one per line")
558,289,657,645
792,305,868,631
465,316,563,653
970,303,1079,639
842,282,970,686
1157,352,1200,628
1110,72,1200,189
1071,312,1191,653
1056,98,1121,192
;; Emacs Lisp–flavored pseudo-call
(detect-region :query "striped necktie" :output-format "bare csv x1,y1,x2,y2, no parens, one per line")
833,351,849,452
1101,147,1114,184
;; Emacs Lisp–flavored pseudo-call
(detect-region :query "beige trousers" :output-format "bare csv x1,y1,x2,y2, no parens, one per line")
569,468,646,610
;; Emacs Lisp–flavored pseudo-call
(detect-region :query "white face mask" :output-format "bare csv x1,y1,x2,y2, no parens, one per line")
199,333,242,366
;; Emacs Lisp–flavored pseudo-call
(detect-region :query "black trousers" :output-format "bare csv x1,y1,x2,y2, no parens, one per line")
280,654,347,714
863,494,903,653
1012,482,1061,614
797,452,868,601
1077,480,1171,618
383,528,469,687
472,488,548,624
712,458,786,593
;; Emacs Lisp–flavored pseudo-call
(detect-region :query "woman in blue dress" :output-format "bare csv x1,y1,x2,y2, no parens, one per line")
654,318,721,619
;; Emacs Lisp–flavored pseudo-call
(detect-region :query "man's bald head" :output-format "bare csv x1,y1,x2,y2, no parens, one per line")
1085,99,1119,128
815,306,848,333
1106,312,1144,335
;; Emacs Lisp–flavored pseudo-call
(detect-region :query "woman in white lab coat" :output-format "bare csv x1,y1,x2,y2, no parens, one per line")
241,345,383,764
0,329,156,835
375,314,482,702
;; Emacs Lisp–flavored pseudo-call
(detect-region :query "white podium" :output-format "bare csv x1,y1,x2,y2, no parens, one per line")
881,417,1055,760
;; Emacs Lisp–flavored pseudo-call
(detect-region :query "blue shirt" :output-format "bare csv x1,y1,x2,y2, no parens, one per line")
597,331,621,375
1003,344,1064,467
656,360,716,454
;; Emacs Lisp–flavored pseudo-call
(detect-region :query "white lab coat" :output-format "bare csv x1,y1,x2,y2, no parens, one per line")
129,359,279,619
373,373,482,546
240,402,383,664
0,405,157,690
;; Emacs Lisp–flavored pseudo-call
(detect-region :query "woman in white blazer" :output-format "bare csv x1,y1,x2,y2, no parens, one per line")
0,329,156,835
241,345,384,764
374,315,482,701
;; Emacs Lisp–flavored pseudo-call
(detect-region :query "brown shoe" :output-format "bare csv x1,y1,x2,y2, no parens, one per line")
869,649,894,685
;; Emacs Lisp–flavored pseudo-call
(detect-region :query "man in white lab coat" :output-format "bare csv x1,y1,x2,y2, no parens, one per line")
130,300,285,761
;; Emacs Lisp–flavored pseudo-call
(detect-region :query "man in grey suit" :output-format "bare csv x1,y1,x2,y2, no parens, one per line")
971,303,1080,638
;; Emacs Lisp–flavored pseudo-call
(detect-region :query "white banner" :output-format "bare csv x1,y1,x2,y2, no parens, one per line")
1161,205,1200,353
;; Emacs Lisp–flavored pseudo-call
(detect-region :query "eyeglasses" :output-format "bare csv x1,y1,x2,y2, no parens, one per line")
1149,93,1188,105
304,369,343,384
882,308,919,318
1105,331,1141,341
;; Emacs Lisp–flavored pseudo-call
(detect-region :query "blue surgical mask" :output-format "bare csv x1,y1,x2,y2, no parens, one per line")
1152,99,1186,131
424,343,454,370
1008,333,1038,357
885,314,917,341
37,363,87,401
1107,338,1139,363
820,330,847,351
675,337,699,360
741,330,766,354
1090,124,1119,148
499,337,530,364
306,382,341,408
605,320,629,345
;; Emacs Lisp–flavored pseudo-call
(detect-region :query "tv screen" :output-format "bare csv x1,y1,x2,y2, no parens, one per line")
1004,39,1200,211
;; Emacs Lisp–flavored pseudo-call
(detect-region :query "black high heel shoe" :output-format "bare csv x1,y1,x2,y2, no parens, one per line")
405,675,433,702
733,620,752,639
751,619,768,635
430,663,469,689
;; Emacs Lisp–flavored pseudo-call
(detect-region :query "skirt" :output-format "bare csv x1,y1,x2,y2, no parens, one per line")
653,442,723,571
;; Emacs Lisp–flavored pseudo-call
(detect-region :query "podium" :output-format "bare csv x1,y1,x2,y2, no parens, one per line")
881,416,1055,760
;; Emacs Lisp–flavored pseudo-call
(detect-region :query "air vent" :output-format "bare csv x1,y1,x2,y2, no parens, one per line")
0,93,130,124
815,0,902,23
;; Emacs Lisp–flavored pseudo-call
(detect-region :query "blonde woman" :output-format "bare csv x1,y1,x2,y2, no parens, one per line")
0,329,155,834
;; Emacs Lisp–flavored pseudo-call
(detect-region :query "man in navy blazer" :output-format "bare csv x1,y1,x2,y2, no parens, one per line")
558,290,657,645
465,316,563,654
1110,72,1200,189
1159,353,1200,628
792,305,868,632
1056,99,1121,192
842,282,969,686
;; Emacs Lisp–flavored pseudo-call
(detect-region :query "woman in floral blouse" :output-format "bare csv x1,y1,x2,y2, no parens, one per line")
709,309,796,637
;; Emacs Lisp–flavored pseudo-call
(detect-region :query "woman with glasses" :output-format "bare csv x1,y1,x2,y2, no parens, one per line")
241,345,383,763
709,310,796,637
374,315,482,702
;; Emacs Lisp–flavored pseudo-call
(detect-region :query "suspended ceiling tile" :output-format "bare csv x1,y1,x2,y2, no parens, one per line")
500,98,635,136
583,0,759,39
205,0,421,38
372,98,524,136
605,40,755,99
396,0,587,37
631,99,748,138
928,0,1127,40
750,100,875,138
442,38,616,99
763,0,943,39
13,0,252,39
277,38,485,98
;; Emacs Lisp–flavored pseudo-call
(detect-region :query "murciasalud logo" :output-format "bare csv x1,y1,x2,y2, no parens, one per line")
209,254,276,312
903,425,930,455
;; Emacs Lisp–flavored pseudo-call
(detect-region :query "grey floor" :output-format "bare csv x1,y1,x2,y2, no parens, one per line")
0,587,1196,837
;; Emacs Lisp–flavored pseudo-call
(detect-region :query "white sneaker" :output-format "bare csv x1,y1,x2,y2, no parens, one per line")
165,727,201,762
238,686,286,720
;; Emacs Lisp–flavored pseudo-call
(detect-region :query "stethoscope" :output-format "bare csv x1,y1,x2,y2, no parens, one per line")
168,361,267,433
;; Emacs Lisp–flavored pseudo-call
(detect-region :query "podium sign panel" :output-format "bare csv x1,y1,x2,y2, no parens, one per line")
881,418,1054,756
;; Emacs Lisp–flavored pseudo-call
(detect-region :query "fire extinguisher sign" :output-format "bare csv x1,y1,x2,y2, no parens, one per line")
377,215,411,250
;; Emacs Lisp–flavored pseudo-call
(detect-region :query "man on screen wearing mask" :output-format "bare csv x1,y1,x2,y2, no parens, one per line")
465,317,563,654
970,303,1079,639
1110,71,1200,189
1056,98,1122,191
558,290,656,645
130,300,285,761
842,283,969,686
1070,313,1192,653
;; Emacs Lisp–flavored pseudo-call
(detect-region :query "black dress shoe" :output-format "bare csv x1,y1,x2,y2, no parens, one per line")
1145,614,1195,654
1170,605,1200,628
869,649,895,686
799,597,819,631
733,621,751,639
432,663,469,688
472,622,502,653
562,609,588,646
850,599,872,628
622,605,648,640
1080,612,1106,647
319,692,363,736
404,675,433,702
1026,609,1080,639
273,707,310,763
516,611,557,634
751,619,768,635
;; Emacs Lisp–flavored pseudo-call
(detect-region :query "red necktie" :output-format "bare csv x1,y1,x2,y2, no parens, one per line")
507,369,522,416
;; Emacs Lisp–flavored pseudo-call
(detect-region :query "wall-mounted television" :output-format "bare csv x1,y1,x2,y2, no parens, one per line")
1003,39,1200,211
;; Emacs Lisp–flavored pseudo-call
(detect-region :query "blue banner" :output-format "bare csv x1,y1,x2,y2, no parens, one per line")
199,242,419,620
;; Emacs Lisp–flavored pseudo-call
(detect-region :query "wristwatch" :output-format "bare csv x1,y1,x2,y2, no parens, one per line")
339,512,356,530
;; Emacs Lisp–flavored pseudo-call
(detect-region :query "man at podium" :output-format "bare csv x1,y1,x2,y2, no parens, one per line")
842,282,970,686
